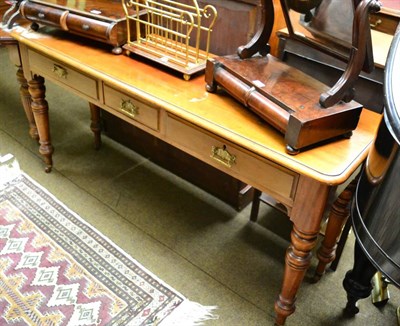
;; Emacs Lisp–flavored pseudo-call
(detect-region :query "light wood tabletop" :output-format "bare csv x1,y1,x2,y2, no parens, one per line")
10,25,381,184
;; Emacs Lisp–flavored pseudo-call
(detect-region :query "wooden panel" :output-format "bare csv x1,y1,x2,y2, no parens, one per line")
0,3,16,45
166,114,298,206
180,0,261,56
270,0,286,57
276,28,392,112
103,84,160,131
184,0,286,57
28,49,99,100
0,2,10,14
370,8,400,35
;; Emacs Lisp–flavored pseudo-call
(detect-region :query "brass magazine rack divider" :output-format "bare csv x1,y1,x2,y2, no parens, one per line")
122,0,217,80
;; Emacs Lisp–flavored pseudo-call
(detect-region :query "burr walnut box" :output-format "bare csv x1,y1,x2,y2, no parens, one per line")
19,0,132,54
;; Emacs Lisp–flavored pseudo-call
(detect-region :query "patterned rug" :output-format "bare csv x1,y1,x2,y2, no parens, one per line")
0,157,217,325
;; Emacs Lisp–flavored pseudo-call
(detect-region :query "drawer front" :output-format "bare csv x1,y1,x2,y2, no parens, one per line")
20,1,64,27
28,50,99,100
370,12,399,35
103,85,159,131
166,116,297,205
66,14,111,42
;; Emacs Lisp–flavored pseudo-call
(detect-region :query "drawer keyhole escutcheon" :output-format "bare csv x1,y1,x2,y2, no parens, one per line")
211,145,236,168
120,99,138,118
52,64,68,79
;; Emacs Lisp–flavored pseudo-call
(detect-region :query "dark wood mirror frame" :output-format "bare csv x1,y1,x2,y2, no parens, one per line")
281,0,374,69
205,0,382,154
279,0,381,107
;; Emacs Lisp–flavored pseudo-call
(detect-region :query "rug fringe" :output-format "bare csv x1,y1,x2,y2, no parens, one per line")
161,300,219,325
0,154,21,189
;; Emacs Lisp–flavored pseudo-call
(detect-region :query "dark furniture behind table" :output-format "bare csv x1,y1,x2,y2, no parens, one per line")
276,34,385,113
276,1,399,113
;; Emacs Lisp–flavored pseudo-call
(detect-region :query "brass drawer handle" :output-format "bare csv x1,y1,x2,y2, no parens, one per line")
370,19,382,28
210,145,236,168
120,99,138,118
38,12,45,19
52,64,68,79
82,24,90,31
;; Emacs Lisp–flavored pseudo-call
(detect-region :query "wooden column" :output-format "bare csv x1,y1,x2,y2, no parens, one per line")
313,177,358,281
28,75,53,172
16,67,38,140
89,103,102,150
275,176,330,325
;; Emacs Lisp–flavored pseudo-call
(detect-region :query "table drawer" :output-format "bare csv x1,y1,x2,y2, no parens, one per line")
166,115,297,204
370,11,399,35
103,84,159,131
28,50,99,100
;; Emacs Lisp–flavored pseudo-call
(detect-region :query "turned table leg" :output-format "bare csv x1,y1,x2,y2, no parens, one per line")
89,103,102,150
16,67,38,140
275,226,319,325
28,75,53,173
274,176,330,325
313,177,358,282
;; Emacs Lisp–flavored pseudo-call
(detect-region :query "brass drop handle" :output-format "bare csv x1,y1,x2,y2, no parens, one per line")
52,64,68,79
120,99,138,118
370,19,382,28
210,145,236,168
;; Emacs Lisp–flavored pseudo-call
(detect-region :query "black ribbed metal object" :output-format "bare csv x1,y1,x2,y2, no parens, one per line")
343,26,400,314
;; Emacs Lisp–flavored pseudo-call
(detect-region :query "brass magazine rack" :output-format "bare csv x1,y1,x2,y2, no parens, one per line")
122,0,217,80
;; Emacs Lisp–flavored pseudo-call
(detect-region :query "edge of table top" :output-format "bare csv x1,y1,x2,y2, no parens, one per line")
6,24,382,185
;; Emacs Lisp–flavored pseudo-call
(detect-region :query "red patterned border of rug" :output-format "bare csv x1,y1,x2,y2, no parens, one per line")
0,173,217,325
